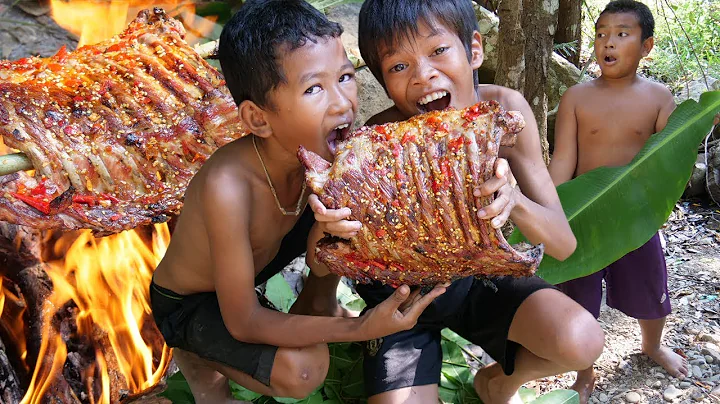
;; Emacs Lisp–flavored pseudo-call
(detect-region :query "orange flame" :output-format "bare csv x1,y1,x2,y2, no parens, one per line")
21,224,172,404
50,0,218,47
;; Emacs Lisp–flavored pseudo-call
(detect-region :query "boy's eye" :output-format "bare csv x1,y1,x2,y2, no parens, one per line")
390,64,407,73
432,46,449,56
305,85,322,94
619,32,628,37
339,73,354,82
597,33,606,38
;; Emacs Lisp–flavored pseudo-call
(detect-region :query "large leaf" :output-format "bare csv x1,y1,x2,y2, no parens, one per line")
511,91,720,285
265,273,297,312
529,389,579,404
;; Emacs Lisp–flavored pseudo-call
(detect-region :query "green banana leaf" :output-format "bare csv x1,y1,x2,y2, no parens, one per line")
510,90,720,285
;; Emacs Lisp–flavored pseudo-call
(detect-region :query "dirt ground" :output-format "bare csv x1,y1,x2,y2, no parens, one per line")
526,200,720,404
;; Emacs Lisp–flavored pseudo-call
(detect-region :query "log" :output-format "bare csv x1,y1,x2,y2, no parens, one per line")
708,143,720,205
0,221,42,271
0,334,23,404
684,153,707,198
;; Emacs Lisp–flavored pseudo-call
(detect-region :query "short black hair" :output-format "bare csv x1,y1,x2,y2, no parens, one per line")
358,0,479,89
218,0,343,108
599,0,655,41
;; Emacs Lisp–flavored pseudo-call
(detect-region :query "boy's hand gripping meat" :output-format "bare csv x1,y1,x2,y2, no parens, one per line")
299,101,544,286
0,8,245,234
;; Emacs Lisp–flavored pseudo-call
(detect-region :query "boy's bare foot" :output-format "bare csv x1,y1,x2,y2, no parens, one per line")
644,346,689,379
570,367,596,404
474,363,523,404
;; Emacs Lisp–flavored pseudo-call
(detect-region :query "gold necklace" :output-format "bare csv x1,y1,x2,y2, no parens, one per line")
252,136,306,216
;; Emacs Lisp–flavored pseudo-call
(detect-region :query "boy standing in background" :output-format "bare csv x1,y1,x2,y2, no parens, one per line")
549,1,689,401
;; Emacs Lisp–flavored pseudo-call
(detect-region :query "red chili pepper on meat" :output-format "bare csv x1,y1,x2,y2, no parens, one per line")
401,133,416,145
72,195,96,206
54,46,68,62
463,104,482,121
12,193,50,215
47,63,62,73
30,180,47,197
448,136,464,153
375,229,387,238
100,193,120,204
440,159,451,181
369,260,387,270
106,44,123,53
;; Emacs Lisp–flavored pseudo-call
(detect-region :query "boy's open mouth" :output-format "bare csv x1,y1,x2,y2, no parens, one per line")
604,55,617,64
327,123,351,155
417,90,451,113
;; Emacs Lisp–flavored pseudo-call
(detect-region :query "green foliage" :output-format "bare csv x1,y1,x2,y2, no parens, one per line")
510,91,720,284
265,273,298,312
161,275,580,404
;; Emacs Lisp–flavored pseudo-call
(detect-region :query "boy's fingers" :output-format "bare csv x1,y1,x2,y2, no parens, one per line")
402,286,446,320
387,285,411,310
495,158,509,178
314,208,353,222
398,287,423,312
477,193,509,219
324,220,362,233
490,204,512,228
474,175,507,197
308,194,326,215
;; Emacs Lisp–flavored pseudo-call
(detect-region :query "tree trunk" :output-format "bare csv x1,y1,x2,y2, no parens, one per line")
556,0,582,67
494,0,526,92
521,0,559,164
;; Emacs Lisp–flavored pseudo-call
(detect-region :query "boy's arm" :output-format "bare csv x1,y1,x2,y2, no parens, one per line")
204,173,443,347
547,89,580,185
655,85,676,133
477,90,576,260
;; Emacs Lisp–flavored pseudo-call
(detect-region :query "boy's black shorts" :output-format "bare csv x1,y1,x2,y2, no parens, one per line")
150,207,315,386
356,275,556,397
150,281,278,385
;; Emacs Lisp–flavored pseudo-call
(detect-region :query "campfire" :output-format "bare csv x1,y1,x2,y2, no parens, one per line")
0,1,220,402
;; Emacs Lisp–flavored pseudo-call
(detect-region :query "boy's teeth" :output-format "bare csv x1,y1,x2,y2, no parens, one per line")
418,91,448,106
334,123,349,130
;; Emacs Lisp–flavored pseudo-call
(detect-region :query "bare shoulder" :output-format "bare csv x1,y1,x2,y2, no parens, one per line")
640,77,674,101
365,105,405,126
196,140,253,216
478,85,537,114
562,80,595,101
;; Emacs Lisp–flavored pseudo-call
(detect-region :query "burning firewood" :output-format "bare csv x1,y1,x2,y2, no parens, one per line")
0,230,172,404
299,101,545,286
0,7,247,234
0,325,23,404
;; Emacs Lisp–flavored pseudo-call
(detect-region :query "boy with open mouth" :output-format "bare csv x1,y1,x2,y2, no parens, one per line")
310,1,605,403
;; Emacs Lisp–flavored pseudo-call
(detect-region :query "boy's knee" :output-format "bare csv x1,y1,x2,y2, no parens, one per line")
272,344,329,399
558,310,605,370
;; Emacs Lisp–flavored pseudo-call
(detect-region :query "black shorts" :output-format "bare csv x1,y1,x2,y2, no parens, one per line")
149,207,315,386
356,275,556,396
150,281,278,385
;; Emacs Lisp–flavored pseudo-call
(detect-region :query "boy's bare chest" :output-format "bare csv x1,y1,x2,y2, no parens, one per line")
249,211,305,272
575,96,659,143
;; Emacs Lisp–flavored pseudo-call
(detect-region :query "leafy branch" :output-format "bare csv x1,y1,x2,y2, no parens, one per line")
661,0,710,89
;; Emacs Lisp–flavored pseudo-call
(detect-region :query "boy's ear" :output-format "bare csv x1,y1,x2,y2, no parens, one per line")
470,31,484,70
641,36,654,57
238,100,273,138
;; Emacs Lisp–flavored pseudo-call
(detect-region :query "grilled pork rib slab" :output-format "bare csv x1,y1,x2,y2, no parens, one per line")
299,101,544,286
0,8,245,234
